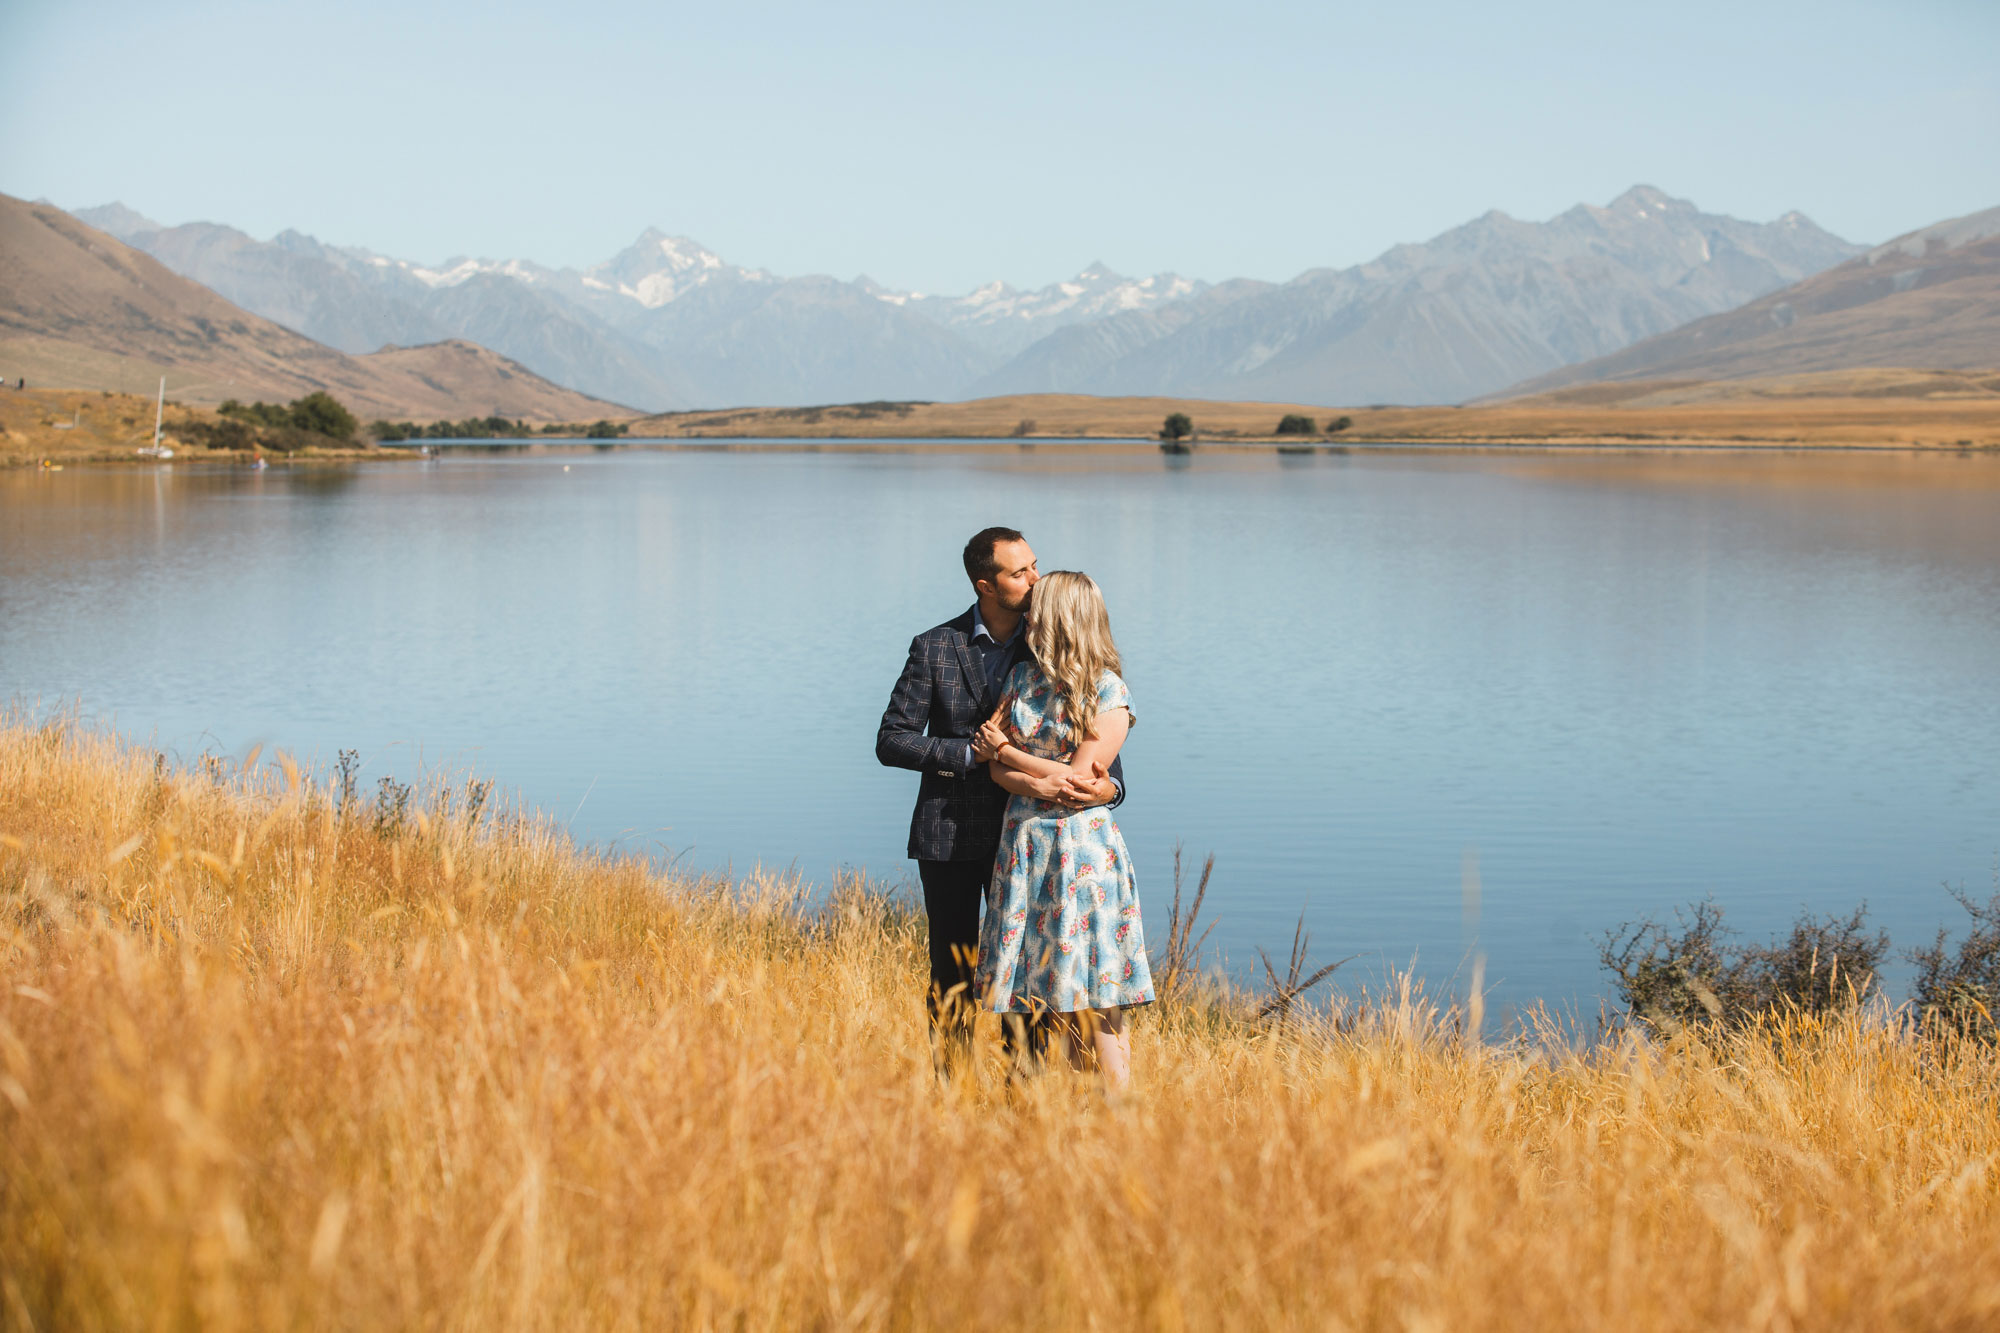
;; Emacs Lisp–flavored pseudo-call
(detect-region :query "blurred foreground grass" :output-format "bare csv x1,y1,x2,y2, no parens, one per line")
3,719,1998,1330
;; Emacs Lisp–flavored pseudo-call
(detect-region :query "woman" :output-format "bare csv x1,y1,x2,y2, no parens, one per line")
973,570,1153,1089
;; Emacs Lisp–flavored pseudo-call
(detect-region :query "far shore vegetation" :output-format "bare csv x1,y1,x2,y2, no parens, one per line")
5,716,2000,1326
369,415,631,442
7,371,2000,468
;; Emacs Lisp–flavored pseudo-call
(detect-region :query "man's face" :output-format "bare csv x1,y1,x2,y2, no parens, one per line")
980,539,1039,614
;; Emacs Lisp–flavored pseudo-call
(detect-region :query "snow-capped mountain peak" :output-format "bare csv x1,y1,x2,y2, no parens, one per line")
579,229,759,308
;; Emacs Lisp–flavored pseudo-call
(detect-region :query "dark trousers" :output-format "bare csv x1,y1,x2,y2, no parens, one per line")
918,858,1042,1071
917,858,986,1026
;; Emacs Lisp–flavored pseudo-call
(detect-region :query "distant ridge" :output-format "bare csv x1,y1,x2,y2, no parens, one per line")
0,194,629,421
1499,205,2000,395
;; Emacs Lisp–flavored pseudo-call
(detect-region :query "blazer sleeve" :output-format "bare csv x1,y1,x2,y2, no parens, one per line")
876,635,970,778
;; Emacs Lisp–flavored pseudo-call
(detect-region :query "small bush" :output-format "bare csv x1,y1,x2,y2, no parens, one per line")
1275,414,1317,436
1600,899,1888,1032
584,420,629,439
1912,882,2000,1036
184,417,258,451
1327,415,1354,434
373,775,412,839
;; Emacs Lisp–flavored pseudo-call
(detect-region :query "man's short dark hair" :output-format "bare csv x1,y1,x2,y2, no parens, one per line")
963,527,1025,585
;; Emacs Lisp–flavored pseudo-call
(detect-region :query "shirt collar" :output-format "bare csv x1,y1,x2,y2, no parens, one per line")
971,606,1023,647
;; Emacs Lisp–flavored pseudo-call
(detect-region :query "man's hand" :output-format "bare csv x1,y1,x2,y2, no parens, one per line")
972,713,1009,763
1059,760,1116,810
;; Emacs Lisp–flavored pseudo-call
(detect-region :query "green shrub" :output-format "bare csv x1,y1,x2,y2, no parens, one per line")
1275,414,1317,436
1600,899,1888,1032
1912,884,2000,1036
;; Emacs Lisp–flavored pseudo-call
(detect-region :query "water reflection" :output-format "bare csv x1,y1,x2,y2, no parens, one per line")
4,447,1998,1017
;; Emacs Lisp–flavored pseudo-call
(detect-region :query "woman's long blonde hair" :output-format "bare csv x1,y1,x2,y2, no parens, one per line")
1025,571,1127,745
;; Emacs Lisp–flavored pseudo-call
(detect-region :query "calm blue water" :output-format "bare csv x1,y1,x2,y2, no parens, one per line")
5,445,1998,1019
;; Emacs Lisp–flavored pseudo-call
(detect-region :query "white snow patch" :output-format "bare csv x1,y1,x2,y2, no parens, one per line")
629,273,683,307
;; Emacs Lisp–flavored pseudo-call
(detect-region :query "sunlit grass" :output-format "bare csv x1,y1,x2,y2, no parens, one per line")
3,717,1998,1329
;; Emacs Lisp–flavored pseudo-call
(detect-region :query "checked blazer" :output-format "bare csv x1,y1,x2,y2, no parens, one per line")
877,605,1126,863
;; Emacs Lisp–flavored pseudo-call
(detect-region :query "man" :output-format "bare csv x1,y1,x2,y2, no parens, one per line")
876,526,1124,1072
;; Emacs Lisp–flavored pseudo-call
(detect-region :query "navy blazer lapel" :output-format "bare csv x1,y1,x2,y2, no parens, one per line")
949,608,987,714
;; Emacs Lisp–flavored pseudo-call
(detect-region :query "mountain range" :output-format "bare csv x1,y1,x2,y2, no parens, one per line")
1506,205,2000,394
74,187,1864,411
0,194,624,422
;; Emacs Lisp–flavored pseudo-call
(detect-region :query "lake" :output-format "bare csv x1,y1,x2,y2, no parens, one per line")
5,443,1998,1021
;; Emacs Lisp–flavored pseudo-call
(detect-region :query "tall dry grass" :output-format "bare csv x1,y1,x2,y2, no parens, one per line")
3,718,1998,1330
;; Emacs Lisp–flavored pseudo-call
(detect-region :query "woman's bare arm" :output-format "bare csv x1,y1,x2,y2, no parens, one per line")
983,707,1130,783
1068,707,1129,777
988,760,1072,801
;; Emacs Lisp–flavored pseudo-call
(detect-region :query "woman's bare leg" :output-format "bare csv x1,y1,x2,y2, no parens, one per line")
1091,1008,1131,1091
1047,1011,1090,1072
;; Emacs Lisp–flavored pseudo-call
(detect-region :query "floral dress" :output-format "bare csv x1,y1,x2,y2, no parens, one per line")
975,661,1155,1014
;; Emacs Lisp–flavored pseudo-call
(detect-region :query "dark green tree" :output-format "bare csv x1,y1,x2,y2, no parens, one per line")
288,391,358,440
1327,415,1354,434
1160,413,1194,442
1275,414,1317,436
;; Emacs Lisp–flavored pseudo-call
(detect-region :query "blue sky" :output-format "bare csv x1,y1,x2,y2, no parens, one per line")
3,0,1994,292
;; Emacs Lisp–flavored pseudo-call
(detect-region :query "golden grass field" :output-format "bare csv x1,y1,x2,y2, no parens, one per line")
4,719,1999,1330
628,369,2000,450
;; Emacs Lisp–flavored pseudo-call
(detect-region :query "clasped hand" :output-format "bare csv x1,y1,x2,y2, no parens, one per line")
977,708,1111,809
1036,760,1112,808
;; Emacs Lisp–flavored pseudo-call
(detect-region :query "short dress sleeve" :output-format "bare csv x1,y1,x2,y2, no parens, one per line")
1096,671,1134,727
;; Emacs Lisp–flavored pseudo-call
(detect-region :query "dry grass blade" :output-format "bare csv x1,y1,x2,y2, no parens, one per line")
1255,909,1357,1022
3,718,2000,1330
1157,843,1216,1000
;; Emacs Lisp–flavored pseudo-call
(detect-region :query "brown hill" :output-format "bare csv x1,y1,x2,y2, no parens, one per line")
621,373,2000,450
1503,206,2000,394
0,194,629,422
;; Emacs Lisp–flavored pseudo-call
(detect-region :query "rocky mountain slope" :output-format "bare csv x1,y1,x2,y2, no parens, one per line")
0,194,628,421
74,187,1863,409
1499,205,2000,394
972,188,1861,403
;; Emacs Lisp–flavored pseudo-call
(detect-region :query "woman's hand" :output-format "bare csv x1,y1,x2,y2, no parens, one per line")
973,714,1010,764
1027,771,1071,802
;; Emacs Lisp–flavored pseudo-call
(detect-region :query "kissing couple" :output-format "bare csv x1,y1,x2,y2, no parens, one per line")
877,527,1154,1090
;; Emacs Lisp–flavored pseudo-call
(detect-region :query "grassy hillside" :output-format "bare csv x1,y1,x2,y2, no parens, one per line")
0,388,378,466
623,373,2000,450
3,720,1998,1328
0,195,629,422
